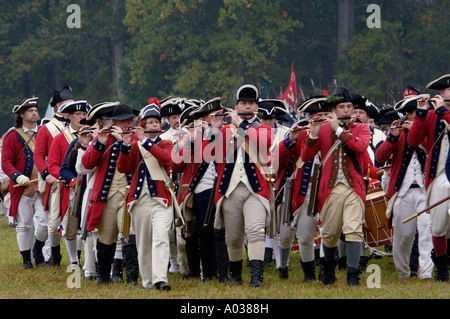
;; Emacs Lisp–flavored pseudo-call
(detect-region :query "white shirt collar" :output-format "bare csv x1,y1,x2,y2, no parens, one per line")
239,116,257,124
22,125,38,134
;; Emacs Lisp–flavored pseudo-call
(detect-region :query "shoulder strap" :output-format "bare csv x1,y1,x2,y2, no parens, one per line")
320,139,341,168
14,127,36,164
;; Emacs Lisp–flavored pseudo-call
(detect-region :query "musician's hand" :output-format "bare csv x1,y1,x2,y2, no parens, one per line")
187,125,196,142
289,125,304,142
416,97,429,110
78,126,93,148
227,108,240,127
97,127,110,144
16,175,30,187
326,113,339,132
199,120,209,132
432,95,448,109
45,174,58,185
309,116,322,138
210,112,224,129
123,127,136,145
376,168,384,179
402,120,413,131
110,125,123,142
390,120,401,136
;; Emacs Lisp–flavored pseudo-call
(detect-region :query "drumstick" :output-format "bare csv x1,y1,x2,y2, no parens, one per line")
403,194,450,223
13,179,38,188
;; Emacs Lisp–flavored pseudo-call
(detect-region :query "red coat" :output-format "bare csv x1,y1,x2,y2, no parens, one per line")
407,107,450,188
202,122,273,206
117,137,174,209
376,130,427,199
1,128,37,221
81,135,136,232
47,130,74,220
273,130,311,213
300,122,371,213
34,119,66,210
171,140,210,205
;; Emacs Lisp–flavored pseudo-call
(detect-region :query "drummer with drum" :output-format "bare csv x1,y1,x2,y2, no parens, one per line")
375,95,433,280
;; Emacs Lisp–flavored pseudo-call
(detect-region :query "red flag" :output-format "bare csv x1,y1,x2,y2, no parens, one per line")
279,65,298,110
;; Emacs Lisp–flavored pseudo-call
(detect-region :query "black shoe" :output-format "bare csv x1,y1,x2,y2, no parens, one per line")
32,239,46,266
20,250,33,269
320,259,337,285
263,247,273,267
301,260,316,282
229,260,243,285
111,259,124,283
183,272,201,280
279,266,289,279
155,281,171,291
359,255,370,271
122,235,140,285
249,260,264,287
431,249,449,282
347,267,361,286
48,245,62,267
336,256,347,270
96,240,116,285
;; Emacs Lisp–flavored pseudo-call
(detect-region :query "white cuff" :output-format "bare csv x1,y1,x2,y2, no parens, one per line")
335,127,344,137
308,132,319,140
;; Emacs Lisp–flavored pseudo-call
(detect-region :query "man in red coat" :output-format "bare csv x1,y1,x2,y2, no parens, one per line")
81,104,139,284
301,87,371,286
407,74,450,281
34,85,73,266
1,97,48,268
47,100,90,268
375,96,433,280
172,98,223,281
272,96,329,281
202,85,272,287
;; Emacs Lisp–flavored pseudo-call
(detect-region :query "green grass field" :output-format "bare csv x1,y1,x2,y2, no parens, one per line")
0,216,448,301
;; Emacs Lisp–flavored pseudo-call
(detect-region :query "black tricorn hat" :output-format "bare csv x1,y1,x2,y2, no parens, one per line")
324,87,357,108
298,96,329,114
394,94,429,113
236,84,259,101
294,116,310,127
57,100,91,114
375,110,400,126
12,97,39,114
104,104,140,120
189,97,223,118
179,101,199,127
353,95,380,119
82,102,119,125
50,85,74,107
258,99,288,119
160,97,188,117
426,74,450,90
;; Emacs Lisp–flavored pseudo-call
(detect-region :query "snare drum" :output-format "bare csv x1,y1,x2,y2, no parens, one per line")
364,187,394,248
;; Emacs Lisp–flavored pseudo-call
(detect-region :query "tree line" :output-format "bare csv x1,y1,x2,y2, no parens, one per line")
1,0,448,135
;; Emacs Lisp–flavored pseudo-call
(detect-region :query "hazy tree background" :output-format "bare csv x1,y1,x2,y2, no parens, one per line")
0,0,448,135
